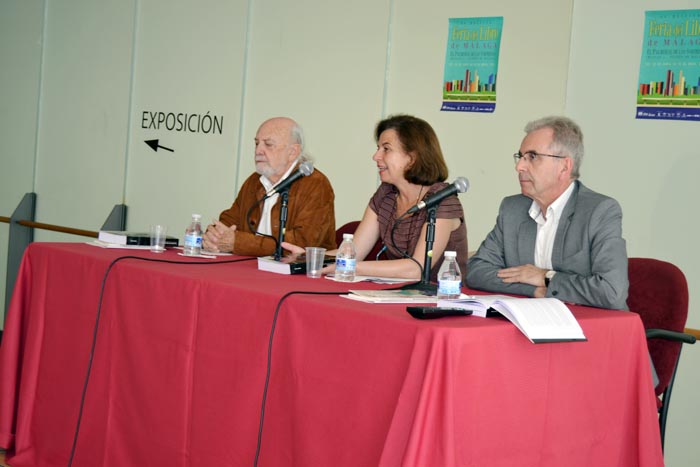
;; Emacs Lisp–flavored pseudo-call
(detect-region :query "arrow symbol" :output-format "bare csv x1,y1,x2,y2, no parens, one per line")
145,139,174,152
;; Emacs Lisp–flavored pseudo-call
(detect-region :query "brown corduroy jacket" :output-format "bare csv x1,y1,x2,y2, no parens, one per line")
219,167,336,256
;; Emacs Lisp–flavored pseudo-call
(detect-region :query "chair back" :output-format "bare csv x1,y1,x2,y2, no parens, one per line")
335,221,360,248
335,221,384,260
627,257,689,396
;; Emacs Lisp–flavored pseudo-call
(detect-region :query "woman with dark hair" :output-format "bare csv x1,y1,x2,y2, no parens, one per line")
286,114,468,282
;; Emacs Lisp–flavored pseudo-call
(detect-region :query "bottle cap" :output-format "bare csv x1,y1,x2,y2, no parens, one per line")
343,233,354,240
192,214,202,220
444,251,456,257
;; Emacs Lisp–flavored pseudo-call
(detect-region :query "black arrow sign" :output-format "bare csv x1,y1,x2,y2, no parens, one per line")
145,139,174,152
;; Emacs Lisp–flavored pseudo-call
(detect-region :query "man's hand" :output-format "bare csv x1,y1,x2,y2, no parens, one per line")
203,220,236,253
497,264,547,287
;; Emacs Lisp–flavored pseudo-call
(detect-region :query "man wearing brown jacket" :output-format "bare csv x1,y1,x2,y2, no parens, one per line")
203,117,336,256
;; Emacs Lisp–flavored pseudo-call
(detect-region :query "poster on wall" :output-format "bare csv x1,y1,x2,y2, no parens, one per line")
441,17,503,113
636,9,700,121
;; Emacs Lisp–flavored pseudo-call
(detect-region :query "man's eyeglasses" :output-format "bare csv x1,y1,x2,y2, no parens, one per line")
513,151,566,164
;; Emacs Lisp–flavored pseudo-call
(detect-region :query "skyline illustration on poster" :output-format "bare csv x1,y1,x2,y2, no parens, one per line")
636,9,700,122
441,17,503,113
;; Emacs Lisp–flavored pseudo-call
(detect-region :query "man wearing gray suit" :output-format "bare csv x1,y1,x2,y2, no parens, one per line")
466,116,628,310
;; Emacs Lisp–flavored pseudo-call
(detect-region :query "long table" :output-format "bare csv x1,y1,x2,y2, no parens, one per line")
0,243,663,466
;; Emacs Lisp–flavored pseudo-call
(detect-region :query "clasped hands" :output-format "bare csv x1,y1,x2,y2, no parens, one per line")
497,264,548,298
202,220,236,253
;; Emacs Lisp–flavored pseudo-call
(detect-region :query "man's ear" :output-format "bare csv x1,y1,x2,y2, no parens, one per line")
288,143,301,160
561,157,573,176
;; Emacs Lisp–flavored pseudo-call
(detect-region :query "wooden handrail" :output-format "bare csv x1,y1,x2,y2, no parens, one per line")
3,216,98,238
15,220,98,238
683,328,700,340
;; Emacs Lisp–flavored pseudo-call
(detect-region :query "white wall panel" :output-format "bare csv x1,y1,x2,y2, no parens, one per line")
0,0,44,325
566,2,699,465
127,0,248,235
32,0,135,239
242,0,392,227
386,0,573,247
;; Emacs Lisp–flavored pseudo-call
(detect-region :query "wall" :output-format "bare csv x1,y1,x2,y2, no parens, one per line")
1,0,573,250
566,1,700,464
1,0,697,464
0,0,44,326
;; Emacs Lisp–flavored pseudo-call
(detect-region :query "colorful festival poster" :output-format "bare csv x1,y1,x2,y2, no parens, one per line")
636,10,700,121
441,17,503,113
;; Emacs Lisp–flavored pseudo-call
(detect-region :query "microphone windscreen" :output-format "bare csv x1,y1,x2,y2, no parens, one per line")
454,176,470,193
299,161,314,176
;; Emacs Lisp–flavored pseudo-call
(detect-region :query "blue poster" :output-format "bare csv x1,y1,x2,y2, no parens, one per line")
636,10,700,122
441,17,503,113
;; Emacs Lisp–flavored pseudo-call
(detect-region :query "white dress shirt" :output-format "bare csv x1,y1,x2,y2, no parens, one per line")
257,161,299,235
529,182,575,270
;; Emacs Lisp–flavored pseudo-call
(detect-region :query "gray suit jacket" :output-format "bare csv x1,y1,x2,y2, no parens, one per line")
466,181,629,310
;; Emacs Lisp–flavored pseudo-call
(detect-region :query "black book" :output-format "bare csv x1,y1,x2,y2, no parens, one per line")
98,230,179,247
257,254,334,275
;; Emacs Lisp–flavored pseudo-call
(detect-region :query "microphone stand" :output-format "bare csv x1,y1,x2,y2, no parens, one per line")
273,190,289,261
401,206,438,295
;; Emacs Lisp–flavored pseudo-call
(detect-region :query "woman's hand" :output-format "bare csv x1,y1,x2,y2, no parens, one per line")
281,241,304,255
282,242,337,275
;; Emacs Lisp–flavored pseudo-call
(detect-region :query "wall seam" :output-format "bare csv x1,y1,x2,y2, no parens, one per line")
121,0,141,207
377,0,396,187
233,0,255,197
32,0,49,193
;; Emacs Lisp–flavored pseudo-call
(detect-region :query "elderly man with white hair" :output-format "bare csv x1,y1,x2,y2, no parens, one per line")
203,117,336,256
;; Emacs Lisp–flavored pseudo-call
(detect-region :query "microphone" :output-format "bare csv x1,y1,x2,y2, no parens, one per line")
264,161,314,198
406,176,470,214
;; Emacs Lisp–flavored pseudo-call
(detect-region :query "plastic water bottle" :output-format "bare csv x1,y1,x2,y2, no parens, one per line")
335,233,356,282
183,214,203,256
437,251,462,299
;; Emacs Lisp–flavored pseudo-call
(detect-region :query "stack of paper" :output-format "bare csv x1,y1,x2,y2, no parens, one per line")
344,289,469,304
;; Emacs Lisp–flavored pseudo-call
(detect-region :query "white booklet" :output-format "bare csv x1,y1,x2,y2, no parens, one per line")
345,289,469,304
326,275,415,284
87,240,151,250
439,295,586,343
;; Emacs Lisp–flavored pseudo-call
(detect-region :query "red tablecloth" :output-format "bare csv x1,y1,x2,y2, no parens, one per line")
0,243,663,466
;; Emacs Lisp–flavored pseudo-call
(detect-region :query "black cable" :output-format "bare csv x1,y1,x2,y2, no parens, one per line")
246,196,279,249
375,244,387,261
390,213,424,277
66,255,255,467
253,290,346,467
